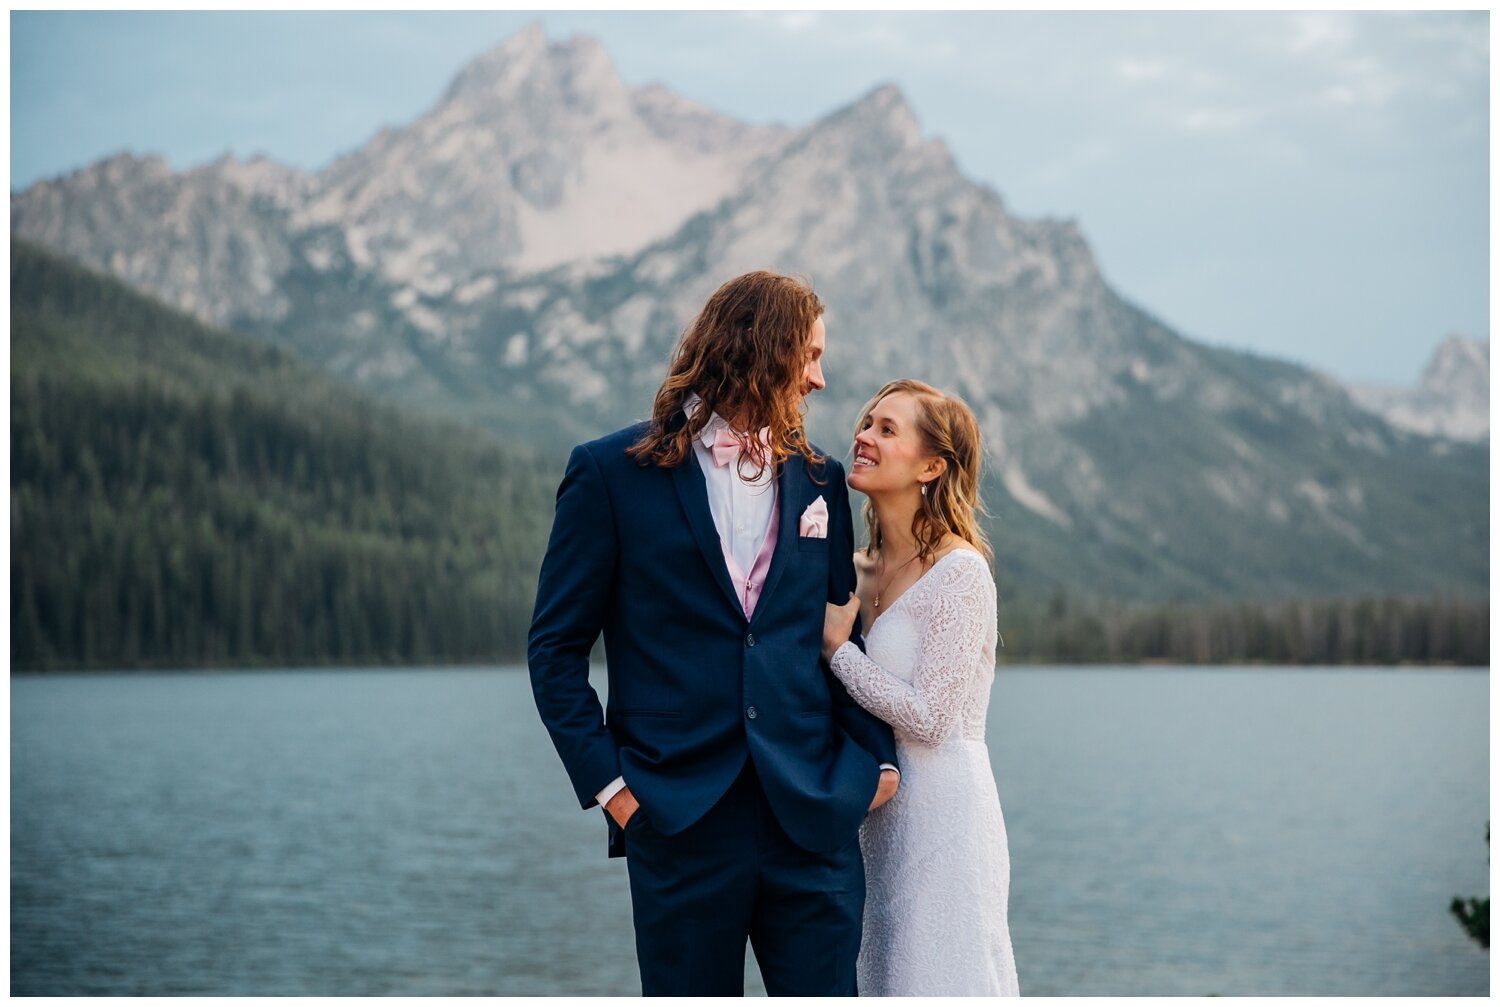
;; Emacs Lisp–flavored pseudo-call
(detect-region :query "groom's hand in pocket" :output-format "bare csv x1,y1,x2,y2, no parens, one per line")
868,768,899,811
606,786,641,828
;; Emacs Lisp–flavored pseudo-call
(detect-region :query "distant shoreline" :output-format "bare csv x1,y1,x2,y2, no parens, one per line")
11,660,1488,676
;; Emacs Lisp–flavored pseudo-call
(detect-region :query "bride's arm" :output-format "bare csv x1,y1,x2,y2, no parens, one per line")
828,554,994,746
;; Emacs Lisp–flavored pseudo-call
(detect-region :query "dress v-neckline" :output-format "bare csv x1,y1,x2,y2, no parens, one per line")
863,548,978,638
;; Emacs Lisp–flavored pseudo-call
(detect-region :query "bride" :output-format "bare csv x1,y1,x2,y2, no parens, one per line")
822,378,1019,997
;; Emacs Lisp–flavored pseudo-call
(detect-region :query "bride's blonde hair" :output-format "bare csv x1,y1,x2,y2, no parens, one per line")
854,379,994,567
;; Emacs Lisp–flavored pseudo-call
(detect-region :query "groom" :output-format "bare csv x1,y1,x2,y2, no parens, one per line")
528,271,899,995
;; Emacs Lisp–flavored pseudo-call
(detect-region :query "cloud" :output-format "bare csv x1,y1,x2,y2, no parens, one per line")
1318,83,1361,106
1273,11,1469,110
739,11,820,33
1285,11,1356,54
1115,57,1169,83
740,11,956,62
847,19,958,62
1175,105,1252,132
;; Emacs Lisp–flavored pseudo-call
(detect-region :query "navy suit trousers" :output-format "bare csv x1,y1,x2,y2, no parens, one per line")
620,759,864,996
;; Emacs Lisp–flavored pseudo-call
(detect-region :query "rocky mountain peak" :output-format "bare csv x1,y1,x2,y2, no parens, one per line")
439,24,627,116
818,83,925,159
82,151,175,188
276,24,794,283
189,152,309,207
1348,334,1489,442
1422,334,1489,393
440,22,545,101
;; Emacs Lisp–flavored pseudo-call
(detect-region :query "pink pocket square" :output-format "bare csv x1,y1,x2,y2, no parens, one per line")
799,496,829,539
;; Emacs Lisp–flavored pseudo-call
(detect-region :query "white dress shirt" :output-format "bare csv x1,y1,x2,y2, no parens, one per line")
684,395,779,579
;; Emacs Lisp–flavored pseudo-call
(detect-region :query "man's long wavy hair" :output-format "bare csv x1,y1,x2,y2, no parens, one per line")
627,271,826,474
855,379,995,568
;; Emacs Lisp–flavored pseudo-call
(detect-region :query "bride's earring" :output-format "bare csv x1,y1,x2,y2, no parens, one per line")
920,482,928,497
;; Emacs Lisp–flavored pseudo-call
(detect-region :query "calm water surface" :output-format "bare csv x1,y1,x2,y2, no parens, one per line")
10,665,1489,995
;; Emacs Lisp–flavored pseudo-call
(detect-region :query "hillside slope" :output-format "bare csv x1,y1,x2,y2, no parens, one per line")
11,239,555,670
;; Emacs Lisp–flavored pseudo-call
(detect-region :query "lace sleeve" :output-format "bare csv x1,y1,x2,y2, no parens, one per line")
829,552,995,747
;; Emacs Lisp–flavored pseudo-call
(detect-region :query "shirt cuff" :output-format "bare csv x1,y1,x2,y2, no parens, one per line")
596,775,627,809
878,763,899,776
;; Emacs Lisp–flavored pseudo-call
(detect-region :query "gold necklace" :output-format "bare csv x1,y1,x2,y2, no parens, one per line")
873,550,922,610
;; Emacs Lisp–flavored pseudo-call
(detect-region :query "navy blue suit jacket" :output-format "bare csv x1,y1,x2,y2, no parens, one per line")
528,420,899,855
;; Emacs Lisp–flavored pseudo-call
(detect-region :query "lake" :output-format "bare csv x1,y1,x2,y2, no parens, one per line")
10,665,1489,995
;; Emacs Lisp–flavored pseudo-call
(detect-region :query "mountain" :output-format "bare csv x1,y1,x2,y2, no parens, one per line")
10,238,555,670
10,151,307,329
1349,336,1489,442
12,24,789,327
420,83,1486,601
10,26,1488,604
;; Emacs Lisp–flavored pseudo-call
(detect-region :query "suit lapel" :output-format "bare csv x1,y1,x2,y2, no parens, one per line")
670,450,746,619
750,453,804,627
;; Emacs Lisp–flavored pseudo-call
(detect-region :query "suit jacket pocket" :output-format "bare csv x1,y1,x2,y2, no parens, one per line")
613,709,682,718
797,535,830,553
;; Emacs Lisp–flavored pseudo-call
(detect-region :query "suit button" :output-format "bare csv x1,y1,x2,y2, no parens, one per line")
746,706,759,720
746,633,757,648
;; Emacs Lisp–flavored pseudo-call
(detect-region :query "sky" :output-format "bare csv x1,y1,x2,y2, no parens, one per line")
8,10,1490,386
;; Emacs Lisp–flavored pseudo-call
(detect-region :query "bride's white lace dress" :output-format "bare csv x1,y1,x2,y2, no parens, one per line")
830,548,1019,997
